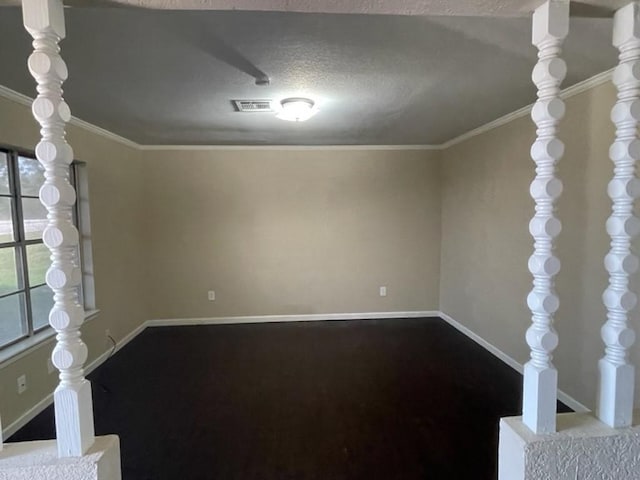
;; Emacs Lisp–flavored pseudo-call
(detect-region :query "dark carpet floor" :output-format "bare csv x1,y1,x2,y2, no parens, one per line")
9,317,571,480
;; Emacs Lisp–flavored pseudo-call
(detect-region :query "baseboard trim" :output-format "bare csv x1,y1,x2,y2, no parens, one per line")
438,311,591,414
4,311,436,439
146,310,440,327
438,312,524,374
3,321,147,440
85,321,147,376
3,392,54,441
5,309,591,439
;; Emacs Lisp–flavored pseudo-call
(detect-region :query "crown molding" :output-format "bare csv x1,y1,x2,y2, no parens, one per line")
0,84,139,149
68,116,139,149
0,83,32,108
440,68,615,150
138,144,441,151
0,68,615,153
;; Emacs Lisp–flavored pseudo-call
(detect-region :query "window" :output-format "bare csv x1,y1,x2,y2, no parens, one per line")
0,147,92,350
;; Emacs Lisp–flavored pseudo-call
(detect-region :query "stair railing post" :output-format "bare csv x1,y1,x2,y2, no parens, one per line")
523,0,569,435
598,1,640,429
22,0,95,457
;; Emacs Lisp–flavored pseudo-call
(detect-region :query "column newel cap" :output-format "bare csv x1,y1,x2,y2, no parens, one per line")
22,0,65,38
613,2,640,48
532,0,569,47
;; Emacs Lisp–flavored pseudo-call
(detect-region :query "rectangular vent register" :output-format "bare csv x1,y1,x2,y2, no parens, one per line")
233,100,273,112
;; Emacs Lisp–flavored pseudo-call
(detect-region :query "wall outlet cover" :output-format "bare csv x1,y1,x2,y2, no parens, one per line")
17,374,27,394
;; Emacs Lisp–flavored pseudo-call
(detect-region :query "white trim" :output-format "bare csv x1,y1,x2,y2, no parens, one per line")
438,311,591,414
438,311,524,373
3,312,435,439
84,321,147,376
0,85,138,150
0,310,100,369
147,310,439,327
561,68,614,100
0,68,614,152
68,117,138,149
440,68,615,149
0,85,439,152
557,388,592,415
0,84,32,108
3,318,145,440
138,144,440,151
3,310,592,440
4,391,54,441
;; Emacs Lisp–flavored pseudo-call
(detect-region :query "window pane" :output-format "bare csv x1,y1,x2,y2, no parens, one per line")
0,293,27,346
22,198,47,240
0,152,9,195
31,284,53,331
26,243,49,286
0,247,20,296
18,156,45,197
0,198,13,243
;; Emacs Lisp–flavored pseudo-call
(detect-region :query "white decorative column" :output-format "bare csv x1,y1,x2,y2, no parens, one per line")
598,1,640,429
22,0,95,457
523,0,568,435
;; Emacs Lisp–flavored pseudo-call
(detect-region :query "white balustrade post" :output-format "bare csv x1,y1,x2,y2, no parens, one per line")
523,0,568,435
598,1,640,429
22,0,95,457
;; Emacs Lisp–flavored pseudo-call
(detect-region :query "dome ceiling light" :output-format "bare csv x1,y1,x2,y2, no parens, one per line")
276,98,318,122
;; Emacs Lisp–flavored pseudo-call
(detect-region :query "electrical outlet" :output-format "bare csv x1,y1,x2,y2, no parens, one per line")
208,290,216,301
47,357,55,374
17,374,27,394
379,286,387,297
105,329,111,338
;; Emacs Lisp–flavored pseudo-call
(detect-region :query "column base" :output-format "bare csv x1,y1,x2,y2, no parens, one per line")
598,360,635,428
522,362,558,434
54,379,95,457
0,435,121,480
499,411,640,480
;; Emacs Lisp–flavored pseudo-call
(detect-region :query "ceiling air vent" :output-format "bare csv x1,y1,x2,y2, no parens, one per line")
233,100,273,112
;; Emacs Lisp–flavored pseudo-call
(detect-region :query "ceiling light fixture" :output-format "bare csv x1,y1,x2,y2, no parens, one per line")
276,98,318,122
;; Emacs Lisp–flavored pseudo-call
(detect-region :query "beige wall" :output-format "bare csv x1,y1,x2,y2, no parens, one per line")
440,81,640,410
142,148,442,319
1,75,630,435
0,91,442,433
0,95,149,431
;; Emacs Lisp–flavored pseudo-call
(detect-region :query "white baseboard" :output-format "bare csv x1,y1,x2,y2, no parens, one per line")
147,310,440,327
3,311,436,440
149,310,590,412
438,311,591,414
84,321,147,376
3,392,54,441
5,309,590,440
438,312,524,374
4,321,148,440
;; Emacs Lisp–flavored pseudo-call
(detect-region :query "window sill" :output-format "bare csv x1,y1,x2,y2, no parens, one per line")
0,309,100,369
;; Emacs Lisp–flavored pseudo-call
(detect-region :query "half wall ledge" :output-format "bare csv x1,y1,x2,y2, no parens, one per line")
0,435,121,480
499,411,640,480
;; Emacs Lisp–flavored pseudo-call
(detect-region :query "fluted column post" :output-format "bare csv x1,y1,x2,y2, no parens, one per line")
523,0,569,435
598,1,640,429
22,0,95,457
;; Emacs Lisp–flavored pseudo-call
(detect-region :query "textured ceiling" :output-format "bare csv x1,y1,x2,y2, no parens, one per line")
0,0,627,16
0,7,616,145
94,0,627,17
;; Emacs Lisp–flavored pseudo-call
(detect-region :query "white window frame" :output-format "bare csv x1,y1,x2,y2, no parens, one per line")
0,146,97,363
